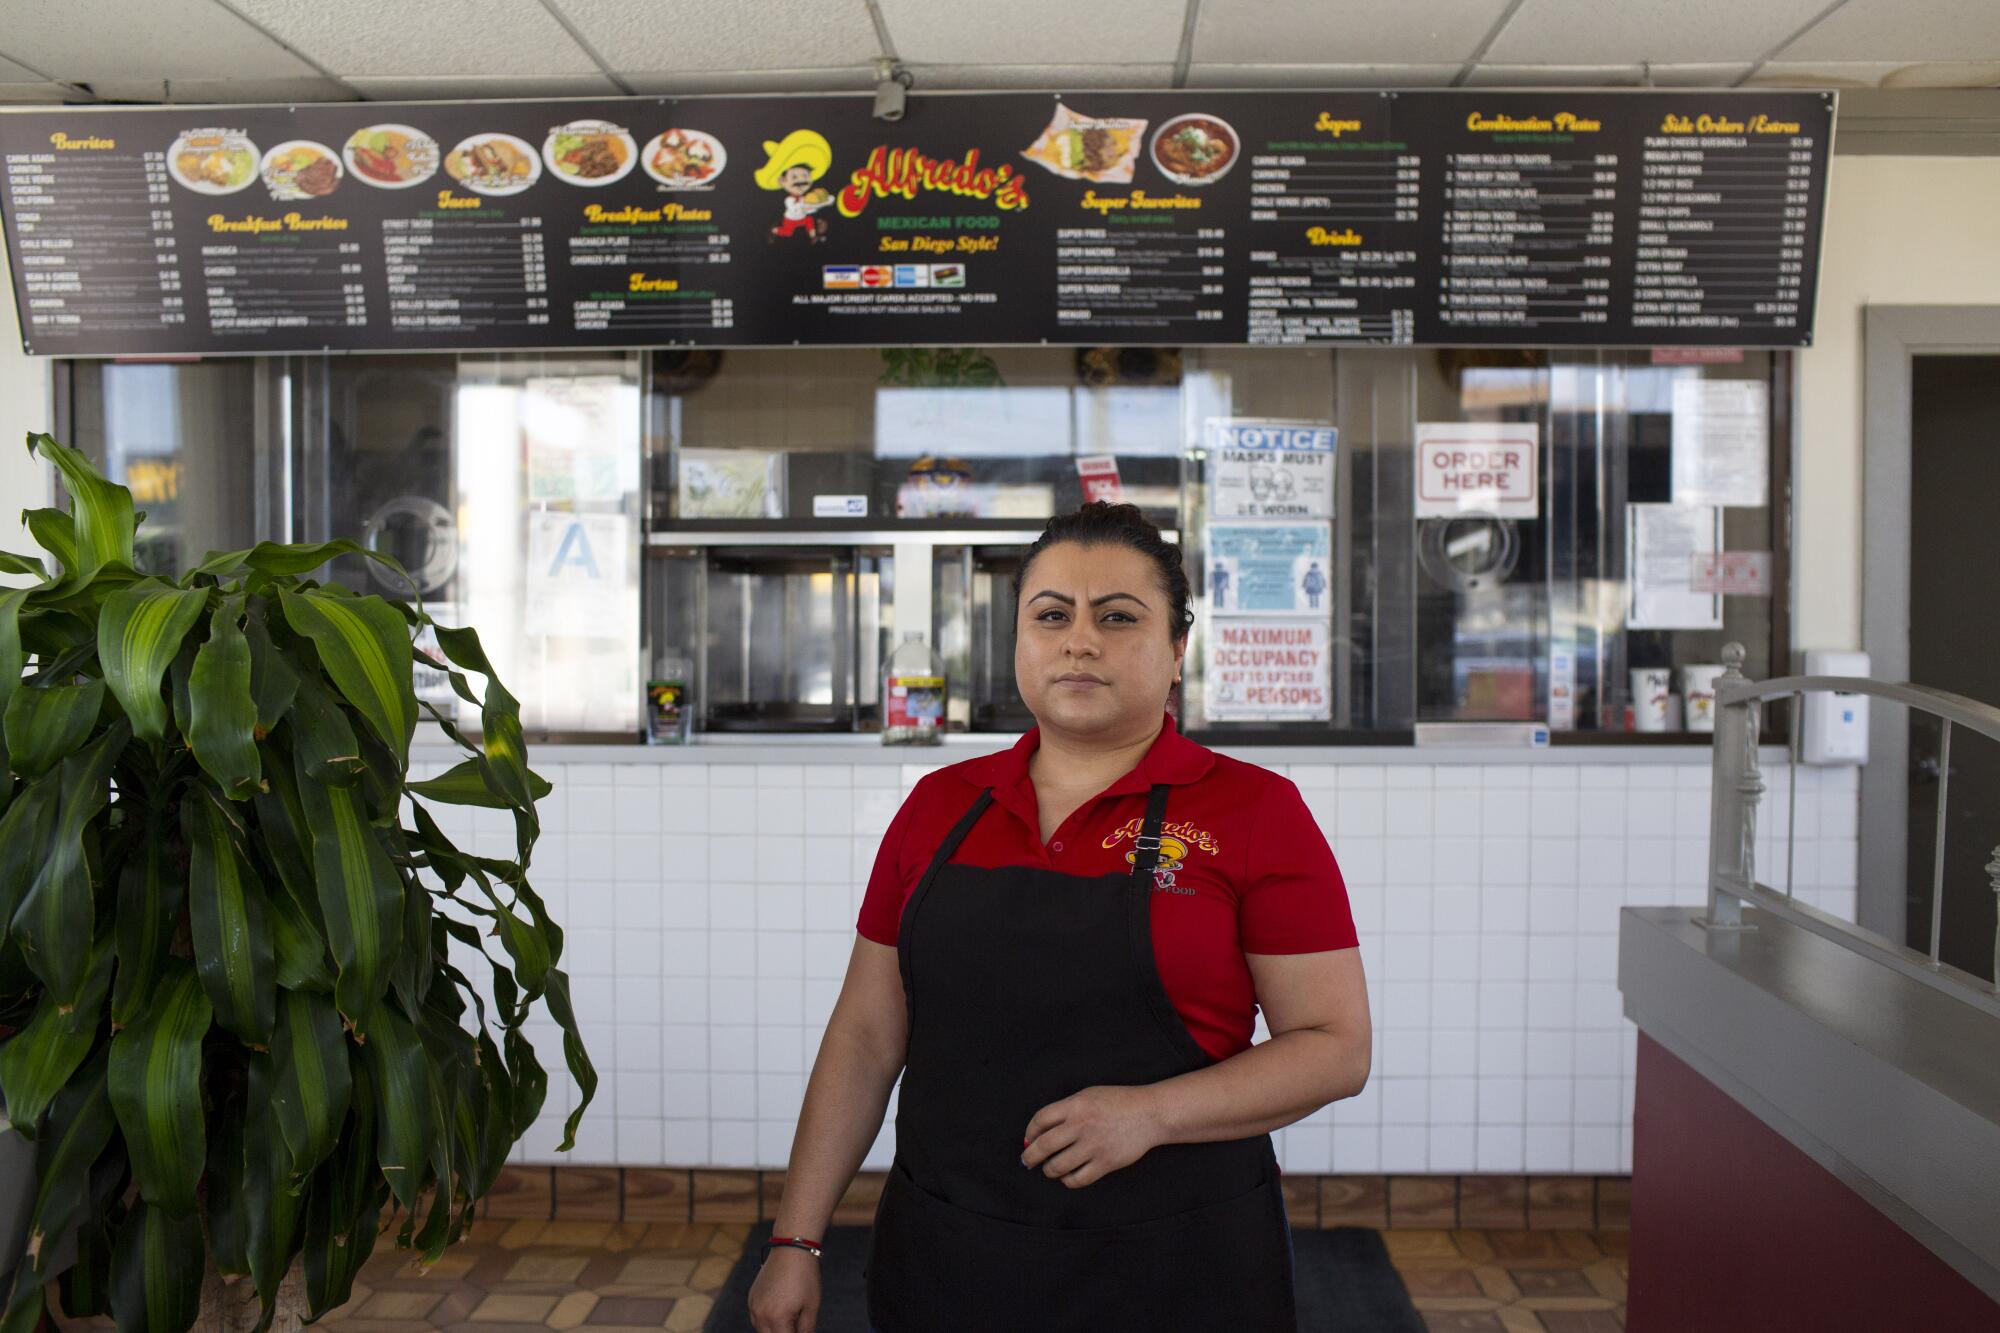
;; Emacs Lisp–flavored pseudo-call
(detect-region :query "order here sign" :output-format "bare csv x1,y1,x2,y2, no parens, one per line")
1415,422,1538,519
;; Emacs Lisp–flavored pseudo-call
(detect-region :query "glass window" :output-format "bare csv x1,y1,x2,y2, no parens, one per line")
63,357,286,579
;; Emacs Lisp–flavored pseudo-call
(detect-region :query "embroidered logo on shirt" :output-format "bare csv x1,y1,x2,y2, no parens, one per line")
1102,817,1221,856
1122,834,1198,895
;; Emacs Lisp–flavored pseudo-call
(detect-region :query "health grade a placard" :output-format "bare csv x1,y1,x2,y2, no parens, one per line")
1205,419,1337,520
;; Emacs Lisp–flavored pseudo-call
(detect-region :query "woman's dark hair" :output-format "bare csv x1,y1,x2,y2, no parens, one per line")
1012,501,1195,641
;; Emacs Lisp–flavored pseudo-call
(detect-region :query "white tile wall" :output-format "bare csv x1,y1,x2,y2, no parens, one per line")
408,753,1862,1177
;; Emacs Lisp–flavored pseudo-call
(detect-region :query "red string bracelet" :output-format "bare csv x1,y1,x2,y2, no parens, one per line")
765,1234,823,1258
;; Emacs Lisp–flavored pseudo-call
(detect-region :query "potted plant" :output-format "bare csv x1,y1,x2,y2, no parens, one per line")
0,433,596,1331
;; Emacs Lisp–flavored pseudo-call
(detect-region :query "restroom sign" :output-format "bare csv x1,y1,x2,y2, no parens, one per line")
1415,422,1538,518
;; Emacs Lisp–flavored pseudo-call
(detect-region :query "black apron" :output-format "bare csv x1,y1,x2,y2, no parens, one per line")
865,783,1298,1333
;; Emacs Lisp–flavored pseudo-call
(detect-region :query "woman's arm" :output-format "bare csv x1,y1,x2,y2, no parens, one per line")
1143,946,1371,1145
770,936,909,1239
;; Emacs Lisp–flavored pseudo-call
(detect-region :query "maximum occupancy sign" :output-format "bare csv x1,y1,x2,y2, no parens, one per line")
0,89,1834,355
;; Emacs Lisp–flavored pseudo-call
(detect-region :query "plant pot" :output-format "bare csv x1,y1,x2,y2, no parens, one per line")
195,1256,311,1333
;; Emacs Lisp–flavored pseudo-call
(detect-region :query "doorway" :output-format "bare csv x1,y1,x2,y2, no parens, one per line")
1862,309,2000,980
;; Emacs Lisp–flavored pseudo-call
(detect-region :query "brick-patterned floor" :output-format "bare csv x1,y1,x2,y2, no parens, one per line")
49,1170,1630,1331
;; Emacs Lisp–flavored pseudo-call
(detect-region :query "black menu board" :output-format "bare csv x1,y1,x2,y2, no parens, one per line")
0,90,1832,355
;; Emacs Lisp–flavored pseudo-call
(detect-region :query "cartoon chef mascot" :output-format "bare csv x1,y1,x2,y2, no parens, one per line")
756,129,835,243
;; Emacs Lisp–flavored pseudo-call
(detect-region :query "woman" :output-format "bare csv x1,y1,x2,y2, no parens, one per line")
750,502,1370,1333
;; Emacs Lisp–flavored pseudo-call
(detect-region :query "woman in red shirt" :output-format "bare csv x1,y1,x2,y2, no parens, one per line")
751,502,1370,1333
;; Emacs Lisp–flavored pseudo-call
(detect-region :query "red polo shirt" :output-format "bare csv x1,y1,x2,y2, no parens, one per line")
856,712,1357,1064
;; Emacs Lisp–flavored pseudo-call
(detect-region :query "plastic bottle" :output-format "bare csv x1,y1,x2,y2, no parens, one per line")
882,631,945,746
646,655,694,744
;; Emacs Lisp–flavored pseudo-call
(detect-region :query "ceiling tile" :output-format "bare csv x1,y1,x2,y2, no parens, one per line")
877,1,1182,66
0,84,70,105
902,64,1176,91
1752,61,2000,90
1,0,319,82
0,53,47,82
621,67,874,96
1462,65,1649,88
1484,0,1827,66
232,0,599,76
86,76,356,104
345,74,625,102
1779,0,2000,63
1192,0,1513,66
1642,64,1758,88
1182,64,1463,89
557,0,881,73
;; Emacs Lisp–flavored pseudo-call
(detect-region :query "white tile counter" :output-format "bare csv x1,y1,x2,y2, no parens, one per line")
409,738,1859,1178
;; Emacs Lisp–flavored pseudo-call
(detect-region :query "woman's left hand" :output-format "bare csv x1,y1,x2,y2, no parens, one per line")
1022,1085,1166,1189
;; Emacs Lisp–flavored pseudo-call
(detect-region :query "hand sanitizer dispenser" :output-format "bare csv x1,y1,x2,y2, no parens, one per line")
1802,649,1869,764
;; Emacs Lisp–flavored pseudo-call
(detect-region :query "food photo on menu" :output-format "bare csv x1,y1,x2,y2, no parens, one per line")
444,132,542,195
643,126,728,189
1150,113,1238,185
343,123,439,187
259,140,342,199
168,127,259,193
544,119,638,186
1020,103,1147,182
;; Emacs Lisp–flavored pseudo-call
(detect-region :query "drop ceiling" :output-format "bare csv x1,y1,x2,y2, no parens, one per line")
0,0,1994,105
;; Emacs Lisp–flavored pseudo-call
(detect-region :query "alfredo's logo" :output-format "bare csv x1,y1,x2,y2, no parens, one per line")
1105,819,1218,895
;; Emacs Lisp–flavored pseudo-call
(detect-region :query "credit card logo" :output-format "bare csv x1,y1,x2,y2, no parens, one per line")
929,263,965,288
861,265,894,288
893,264,930,288
822,266,861,289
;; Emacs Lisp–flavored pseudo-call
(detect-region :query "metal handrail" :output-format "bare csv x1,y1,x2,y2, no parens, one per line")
1700,643,2000,1020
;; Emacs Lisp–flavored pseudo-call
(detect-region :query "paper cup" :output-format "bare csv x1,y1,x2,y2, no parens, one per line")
1631,668,1673,733
1681,664,1726,734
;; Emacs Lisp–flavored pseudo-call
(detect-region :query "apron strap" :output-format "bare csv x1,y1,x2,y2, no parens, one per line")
916,787,995,893
1128,782,1172,881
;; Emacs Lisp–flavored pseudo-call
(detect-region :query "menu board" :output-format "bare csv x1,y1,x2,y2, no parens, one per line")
0,90,1832,356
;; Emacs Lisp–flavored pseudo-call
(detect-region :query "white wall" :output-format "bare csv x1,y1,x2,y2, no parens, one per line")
0,239,51,583
1794,154,2000,654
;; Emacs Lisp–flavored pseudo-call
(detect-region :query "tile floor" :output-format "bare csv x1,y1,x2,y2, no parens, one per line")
50,1217,1627,1332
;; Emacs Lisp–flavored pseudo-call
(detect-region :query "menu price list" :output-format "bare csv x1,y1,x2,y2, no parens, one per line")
382,214,550,333
1052,225,1229,335
4,146,188,346
1245,147,1421,343
201,234,367,335
1438,151,1617,331
1633,127,1815,334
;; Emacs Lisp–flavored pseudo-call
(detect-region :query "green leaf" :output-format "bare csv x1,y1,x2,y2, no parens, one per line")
279,587,417,771
19,1052,116,1276
54,1137,125,1319
242,597,299,738
204,1085,252,1276
0,777,60,935
26,434,135,585
389,858,433,1018
431,624,531,811
96,577,209,746
293,744,402,1024
0,586,30,778
190,537,412,593
21,509,79,584
354,999,435,1211
0,941,111,1134
182,787,276,1046
303,1059,381,1318
284,673,365,786
107,961,210,1218
251,746,326,932
265,878,334,994
269,989,351,1180
108,1197,202,1333
243,1053,304,1322
539,968,597,1153
110,810,184,1028
0,549,47,579
12,719,127,1009
2,674,104,780
406,756,531,809
186,590,263,799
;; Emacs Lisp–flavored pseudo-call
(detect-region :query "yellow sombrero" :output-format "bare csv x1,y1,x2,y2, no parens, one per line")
755,130,832,190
